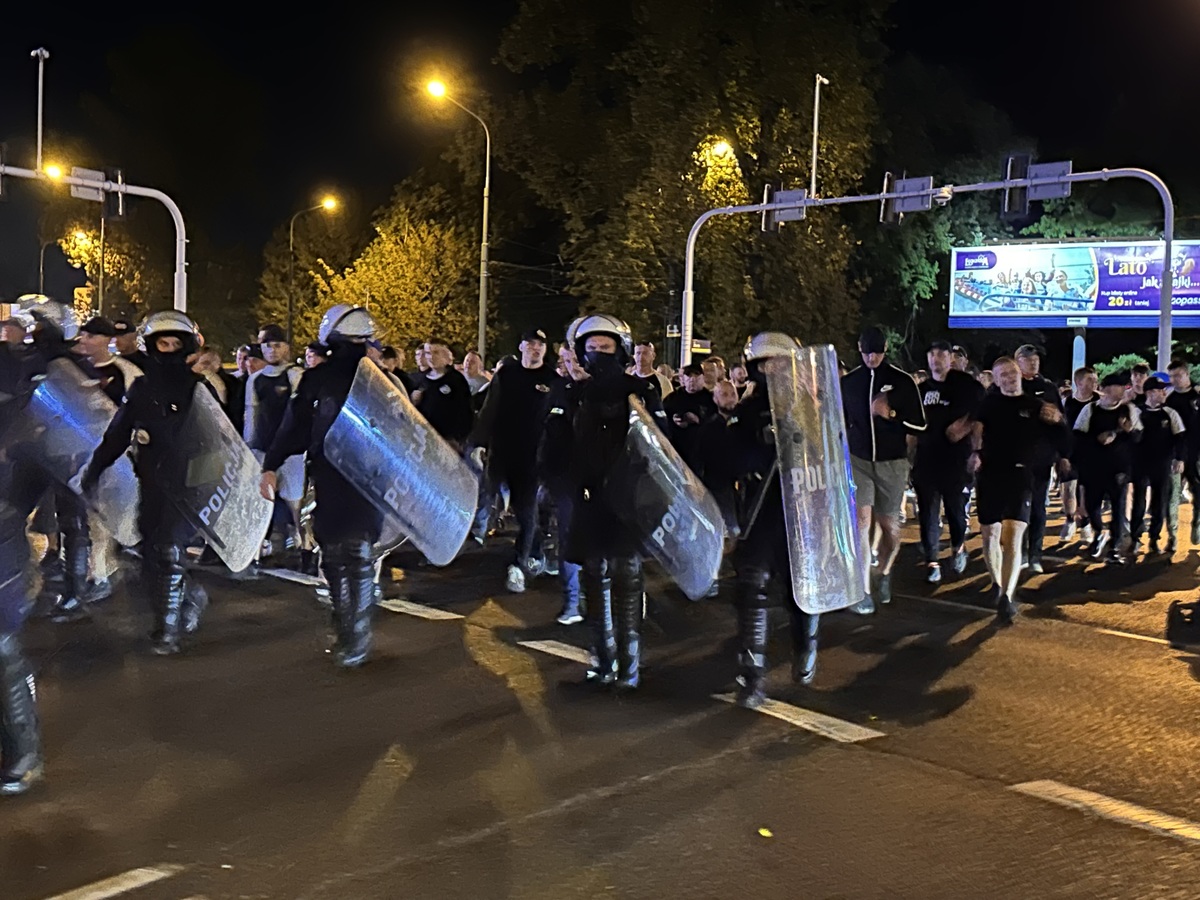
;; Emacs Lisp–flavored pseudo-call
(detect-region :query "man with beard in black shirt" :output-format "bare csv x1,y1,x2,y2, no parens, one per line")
1015,344,1059,571
913,341,984,584
1130,376,1186,556
1059,366,1099,546
1166,359,1200,549
972,357,1069,623
470,328,560,594
413,340,474,451
1074,371,1142,563
663,362,717,471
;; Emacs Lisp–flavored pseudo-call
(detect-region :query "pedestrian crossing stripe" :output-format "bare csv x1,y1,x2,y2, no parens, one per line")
1010,780,1200,843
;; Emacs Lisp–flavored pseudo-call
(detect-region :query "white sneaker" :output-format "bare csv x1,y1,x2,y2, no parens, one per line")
1081,523,1095,544
556,611,583,625
506,564,526,593
1059,521,1076,542
260,538,275,559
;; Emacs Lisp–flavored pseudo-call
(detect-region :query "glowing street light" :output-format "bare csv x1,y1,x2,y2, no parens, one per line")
288,195,340,345
426,79,491,360
711,140,732,158
44,163,63,179
73,230,87,240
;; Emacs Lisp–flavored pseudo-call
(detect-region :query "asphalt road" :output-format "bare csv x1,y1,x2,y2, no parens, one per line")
5,498,1200,899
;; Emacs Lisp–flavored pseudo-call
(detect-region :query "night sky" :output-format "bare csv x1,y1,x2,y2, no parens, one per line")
2,0,1196,323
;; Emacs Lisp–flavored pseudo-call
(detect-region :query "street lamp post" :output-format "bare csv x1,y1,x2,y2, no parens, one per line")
38,241,51,293
810,74,830,198
428,81,491,362
288,196,338,346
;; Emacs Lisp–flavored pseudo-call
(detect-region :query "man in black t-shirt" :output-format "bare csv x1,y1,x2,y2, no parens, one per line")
413,340,474,449
1166,359,1200,548
469,328,559,593
1074,371,1142,562
663,362,718,471
1015,344,1059,571
972,357,1069,624
1059,366,1099,545
913,341,984,584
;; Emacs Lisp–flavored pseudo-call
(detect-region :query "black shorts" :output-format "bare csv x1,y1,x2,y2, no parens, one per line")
975,466,1033,526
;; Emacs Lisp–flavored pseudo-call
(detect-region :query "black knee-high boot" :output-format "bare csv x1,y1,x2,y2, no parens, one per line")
735,567,772,708
151,545,186,655
0,633,42,796
339,540,376,669
581,558,616,685
611,556,644,691
789,607,819,685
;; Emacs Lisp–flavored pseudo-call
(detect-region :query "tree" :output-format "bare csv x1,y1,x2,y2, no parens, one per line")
852,56,1038,367
313,180,480,353
256,205,361,349
495,0,890,358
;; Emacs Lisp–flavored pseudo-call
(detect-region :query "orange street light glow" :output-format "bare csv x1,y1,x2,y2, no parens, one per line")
44,164,63,179
427,80,446,98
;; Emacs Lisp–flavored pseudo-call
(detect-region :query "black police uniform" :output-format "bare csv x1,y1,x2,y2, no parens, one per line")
560,362,664,688
0,362,44,794
84,340,211,654
263,340,383,667
726,382,819,708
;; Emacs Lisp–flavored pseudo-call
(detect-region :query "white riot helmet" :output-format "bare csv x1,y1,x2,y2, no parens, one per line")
140,310,202,355
564,315,588,348
318,303,378,344
744,332,801,362
572,312,634,366
12,294,79,341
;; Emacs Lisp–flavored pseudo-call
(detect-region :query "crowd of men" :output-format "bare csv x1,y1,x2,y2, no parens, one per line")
2,295,1198,800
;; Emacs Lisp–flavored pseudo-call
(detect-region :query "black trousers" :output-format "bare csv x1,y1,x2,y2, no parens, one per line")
1084,472,1129,545
913,466,968,564
1026,467,1052,562
1131,467,1173,543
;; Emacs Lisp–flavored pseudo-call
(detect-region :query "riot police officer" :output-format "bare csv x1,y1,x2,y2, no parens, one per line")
82,312,211,655
12,297,101,623
729,333,821,709
259,304,384,668
557,313,665,689
0,346,44,794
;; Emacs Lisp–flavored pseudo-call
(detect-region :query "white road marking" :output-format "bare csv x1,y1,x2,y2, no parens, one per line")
1010,780,1200,843
261,567,324,587
517,639,593,665
1095,628,1170,646
376,599,464,620
43,864,185,900
711,693,885,743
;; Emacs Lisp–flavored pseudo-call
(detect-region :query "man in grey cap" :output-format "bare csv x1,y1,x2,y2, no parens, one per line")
841,326,926,612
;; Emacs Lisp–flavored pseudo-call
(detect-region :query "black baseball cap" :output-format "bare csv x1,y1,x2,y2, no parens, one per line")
951,345,968,357
258,324,287,343
681,362,704,376
80,316,117,337
520,328,548,344
1015,344,1040,359
1143,376,1168,391
858,326,887,354
927,340,953,353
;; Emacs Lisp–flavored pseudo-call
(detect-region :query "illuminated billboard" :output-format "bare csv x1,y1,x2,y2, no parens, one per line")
949,240,1200,328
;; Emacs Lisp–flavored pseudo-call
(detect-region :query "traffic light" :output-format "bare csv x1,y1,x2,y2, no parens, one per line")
1002,153,1031,220
103,167,125,220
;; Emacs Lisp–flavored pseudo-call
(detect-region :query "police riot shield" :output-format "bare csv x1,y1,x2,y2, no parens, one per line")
173,385,274,572
20,359,140,547
765,344,860,614
323,359,477,566
605,397,726,601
